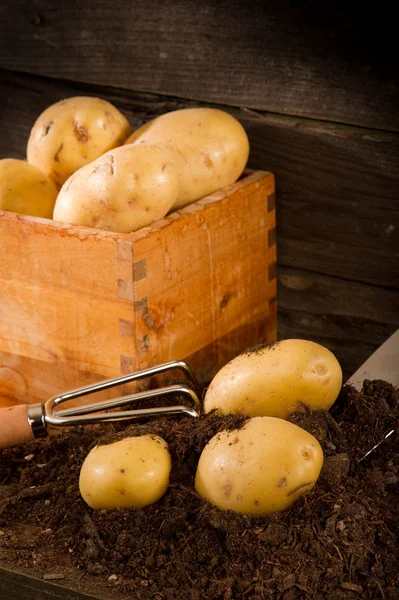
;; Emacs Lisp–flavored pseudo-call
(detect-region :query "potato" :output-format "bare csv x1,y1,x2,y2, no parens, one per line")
195,416,324,515
79,435,171,509
27,96,132,187
124,108,249,210
53,143,179,232
0,158,58,218
204,339,342,419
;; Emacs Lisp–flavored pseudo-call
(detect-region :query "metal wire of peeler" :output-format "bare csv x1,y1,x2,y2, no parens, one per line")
0,360,201,450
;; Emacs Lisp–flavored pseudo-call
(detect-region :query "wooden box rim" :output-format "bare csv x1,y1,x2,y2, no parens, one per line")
0,169,273,240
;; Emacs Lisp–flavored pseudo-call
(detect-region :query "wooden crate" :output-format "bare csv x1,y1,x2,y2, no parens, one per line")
0,170,276,406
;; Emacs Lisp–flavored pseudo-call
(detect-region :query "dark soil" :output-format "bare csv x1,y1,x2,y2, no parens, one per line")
0,380,398,600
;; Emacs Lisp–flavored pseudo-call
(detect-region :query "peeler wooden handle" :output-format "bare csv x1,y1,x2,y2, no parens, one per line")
0,404,35,450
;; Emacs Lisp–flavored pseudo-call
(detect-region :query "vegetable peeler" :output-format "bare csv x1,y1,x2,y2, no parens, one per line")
0,360,201,450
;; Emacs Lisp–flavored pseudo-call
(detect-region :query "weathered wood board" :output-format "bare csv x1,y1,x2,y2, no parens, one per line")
0,1,397,130
0,566,102,600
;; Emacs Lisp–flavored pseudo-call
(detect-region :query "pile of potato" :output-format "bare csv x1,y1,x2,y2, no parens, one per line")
0,97,250,233
79,339,343,516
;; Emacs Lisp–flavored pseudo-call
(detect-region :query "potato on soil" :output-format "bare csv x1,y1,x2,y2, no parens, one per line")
0,158,58,218
79,435,171,509
27,96,132,187
53,143,180,233
195,416,324,515
204,339,343,419
124,107,249,210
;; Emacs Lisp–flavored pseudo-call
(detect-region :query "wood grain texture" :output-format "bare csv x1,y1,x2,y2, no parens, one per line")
0,0,397,130
278,267,399,379
0,566,101,600
0,212,136,378
243,110,399,288
1,70,397,288
131,171,276,372
0,350,134,406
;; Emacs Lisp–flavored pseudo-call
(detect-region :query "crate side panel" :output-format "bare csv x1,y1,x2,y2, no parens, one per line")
133,172,276,373
0,350,137,406
0,214,136,378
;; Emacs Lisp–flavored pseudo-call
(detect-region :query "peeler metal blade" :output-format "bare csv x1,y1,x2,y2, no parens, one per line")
346,329,399,391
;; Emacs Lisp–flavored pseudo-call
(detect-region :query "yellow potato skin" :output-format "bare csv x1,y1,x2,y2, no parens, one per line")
204,339,343,419
79,435,171,509
124,108,249,210
27,96,132,187
195,417,324,516
53,143,179,233
0,158,58,218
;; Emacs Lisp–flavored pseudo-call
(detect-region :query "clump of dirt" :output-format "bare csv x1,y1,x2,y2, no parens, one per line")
0,381,398,600
242,340,279,356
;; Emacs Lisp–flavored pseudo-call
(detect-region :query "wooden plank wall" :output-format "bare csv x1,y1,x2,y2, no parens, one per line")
0,0,398,379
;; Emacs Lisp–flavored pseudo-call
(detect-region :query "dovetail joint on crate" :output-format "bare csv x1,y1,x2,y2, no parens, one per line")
268,227,276,248
133,259,150,358
268,262,277,281
134,259,147,282
120,355,134,374
136,334,150,358
119,318,135,338
118,279,134,301
117,242,136,373
134,296,148,319
116,239,134,262
269,297,277,314
267,192,276,212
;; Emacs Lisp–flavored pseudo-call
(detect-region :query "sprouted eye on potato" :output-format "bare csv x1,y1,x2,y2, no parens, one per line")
195,416,324,516
79,435,171,510
27,96,132,188
204,339,343,418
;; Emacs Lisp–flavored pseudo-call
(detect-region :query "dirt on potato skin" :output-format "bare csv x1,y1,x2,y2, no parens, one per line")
0,381,398,600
